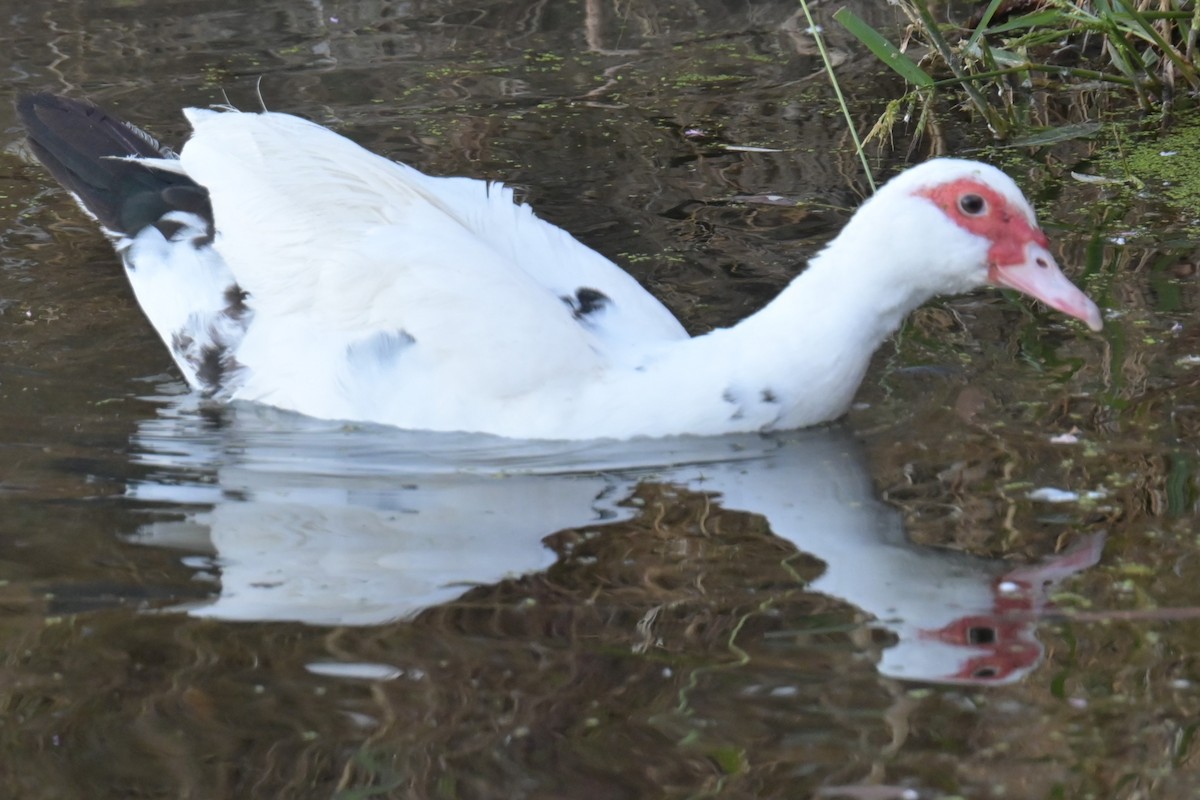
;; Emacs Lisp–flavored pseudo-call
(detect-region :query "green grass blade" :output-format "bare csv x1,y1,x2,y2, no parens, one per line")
987,10,1069,34
982,46,1031,68
802,1,877,192
833,7,935,87
1112,0,1200,88
964,0,1007,52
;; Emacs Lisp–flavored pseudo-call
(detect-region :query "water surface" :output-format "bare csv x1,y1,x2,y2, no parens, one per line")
1,1,1198,798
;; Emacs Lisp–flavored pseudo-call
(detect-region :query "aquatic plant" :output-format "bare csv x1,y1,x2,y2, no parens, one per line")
837,0,1200,141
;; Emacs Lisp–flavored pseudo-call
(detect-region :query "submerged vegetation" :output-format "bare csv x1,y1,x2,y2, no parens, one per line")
834,0,1200,143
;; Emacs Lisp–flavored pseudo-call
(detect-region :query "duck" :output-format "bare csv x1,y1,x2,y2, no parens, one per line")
18,92,1102,441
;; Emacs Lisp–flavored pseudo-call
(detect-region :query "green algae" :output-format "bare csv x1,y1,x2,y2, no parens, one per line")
1121,126,1200,207
1094,112,1200,229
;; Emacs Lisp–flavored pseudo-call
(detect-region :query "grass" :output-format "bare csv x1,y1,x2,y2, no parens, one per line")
836,0,1200,143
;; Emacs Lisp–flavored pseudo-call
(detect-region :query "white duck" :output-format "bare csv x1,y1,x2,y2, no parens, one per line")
19,93,1102,440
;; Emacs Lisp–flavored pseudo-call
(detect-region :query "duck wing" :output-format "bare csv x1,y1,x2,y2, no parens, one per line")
178,108,685,339
162,108,690,420
22,96,688,425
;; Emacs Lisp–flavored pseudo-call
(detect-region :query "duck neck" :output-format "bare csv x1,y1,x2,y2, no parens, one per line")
747,243,923,350
578,216,953,439
710,238,933,429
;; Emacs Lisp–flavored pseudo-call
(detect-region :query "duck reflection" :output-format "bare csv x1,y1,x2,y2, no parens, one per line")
126,398,1103,686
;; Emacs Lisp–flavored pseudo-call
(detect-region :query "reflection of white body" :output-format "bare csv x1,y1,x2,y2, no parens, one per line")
129,401,1102,684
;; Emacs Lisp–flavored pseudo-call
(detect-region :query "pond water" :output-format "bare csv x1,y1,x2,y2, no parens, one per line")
1,1,1198,798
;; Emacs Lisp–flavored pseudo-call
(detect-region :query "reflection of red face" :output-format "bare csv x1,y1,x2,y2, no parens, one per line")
917,573,1044,684
895,533,1106,685
919,613,1043,683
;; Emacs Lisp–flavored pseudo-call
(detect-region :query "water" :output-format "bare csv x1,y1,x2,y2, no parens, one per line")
1,1,1198,798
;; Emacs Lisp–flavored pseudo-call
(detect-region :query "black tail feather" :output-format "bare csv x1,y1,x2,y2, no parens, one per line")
17,93,212,239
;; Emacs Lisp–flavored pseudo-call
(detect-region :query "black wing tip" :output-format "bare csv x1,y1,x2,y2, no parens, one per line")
17,91,95,121
17,91,71,119
18,92,213,240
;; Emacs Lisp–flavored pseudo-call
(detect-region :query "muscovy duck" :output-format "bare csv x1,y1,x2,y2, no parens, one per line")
18,93,1102,440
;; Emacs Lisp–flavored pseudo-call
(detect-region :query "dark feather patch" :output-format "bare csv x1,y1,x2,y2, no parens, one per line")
224,284,250,319
191,341,245,396
17,93,214,242
171,331,194,354
561,287,611,321
196,344,228,390
167,284,254,395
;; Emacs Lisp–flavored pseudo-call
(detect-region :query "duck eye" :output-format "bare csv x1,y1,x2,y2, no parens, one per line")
959,193,986,215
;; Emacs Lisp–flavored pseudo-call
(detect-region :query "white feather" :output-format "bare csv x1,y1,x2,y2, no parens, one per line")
106,108,1099,440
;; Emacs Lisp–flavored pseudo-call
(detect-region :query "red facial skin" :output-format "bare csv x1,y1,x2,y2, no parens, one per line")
915,177,1048,272
913,176,1104,331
